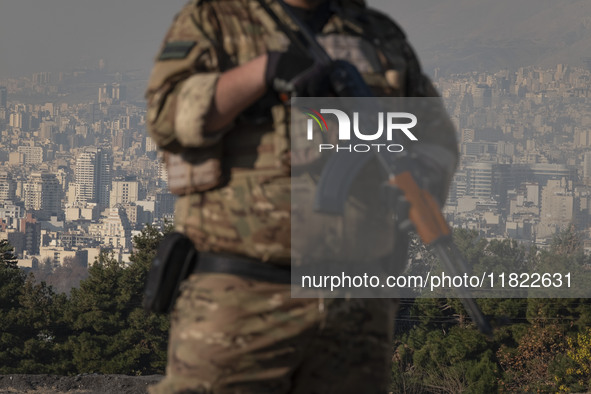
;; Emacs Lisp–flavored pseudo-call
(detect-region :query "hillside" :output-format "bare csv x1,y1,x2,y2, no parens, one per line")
0,375,162,394
384,0,591,73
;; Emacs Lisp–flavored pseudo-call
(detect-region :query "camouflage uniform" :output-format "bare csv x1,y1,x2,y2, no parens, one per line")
145,0,458,392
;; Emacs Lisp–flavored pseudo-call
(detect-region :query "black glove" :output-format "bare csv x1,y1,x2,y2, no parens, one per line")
265,46,332,97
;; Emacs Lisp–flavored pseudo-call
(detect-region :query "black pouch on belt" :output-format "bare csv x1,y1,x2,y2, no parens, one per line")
143,232,198,314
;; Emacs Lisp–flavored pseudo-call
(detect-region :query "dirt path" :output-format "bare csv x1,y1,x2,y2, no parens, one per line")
0,375,163,394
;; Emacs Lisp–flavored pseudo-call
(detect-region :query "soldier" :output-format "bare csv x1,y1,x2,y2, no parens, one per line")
145,0,458,392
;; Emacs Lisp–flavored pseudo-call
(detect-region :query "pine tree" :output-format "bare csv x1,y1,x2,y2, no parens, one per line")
0,240,27,372
65,225,170,374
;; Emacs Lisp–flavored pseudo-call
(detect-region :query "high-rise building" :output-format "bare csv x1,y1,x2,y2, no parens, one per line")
155,193,176,220
157,159,168,187
120,203,143,227
472,84,492,108
17,145,43,165
9,112,22,128
0,86,7,108
100,207,132,250
525,183,540,206
465,163,494,199
32,72,51,85
541,179,574,226
110,180,139,206
0,172,16,203
87,103,101,124
75,148,112,210
448,170,467,204
145,136,158,153
23,172,61,219
461,128,475,143
40,121,55,140
7,214,41,256
584,152,591,180
98,83,126,104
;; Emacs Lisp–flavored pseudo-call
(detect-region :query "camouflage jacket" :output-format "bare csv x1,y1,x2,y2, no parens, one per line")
145,0,458,264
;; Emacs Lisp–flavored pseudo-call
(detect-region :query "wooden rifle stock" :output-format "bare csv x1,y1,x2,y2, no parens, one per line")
258,0,493,338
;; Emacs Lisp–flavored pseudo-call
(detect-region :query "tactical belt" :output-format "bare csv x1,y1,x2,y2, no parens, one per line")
195,252,292,284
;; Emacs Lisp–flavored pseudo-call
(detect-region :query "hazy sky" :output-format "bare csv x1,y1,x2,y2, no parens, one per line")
0,0,185,78
1,0,589,79
0,0,437,79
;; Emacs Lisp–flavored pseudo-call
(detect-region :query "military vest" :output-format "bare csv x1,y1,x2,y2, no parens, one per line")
148,0,437,263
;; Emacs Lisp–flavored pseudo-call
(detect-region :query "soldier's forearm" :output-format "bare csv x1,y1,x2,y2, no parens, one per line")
204,54,268,132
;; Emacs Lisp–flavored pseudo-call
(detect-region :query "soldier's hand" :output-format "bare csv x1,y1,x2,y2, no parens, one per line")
265,46,332,97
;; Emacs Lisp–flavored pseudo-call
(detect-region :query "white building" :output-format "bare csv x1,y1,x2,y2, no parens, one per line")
17,145,43,165
540,178,574,227
0,172,16,202
75,147,112,210
23,172,61,219
110,180,139,206
100,207,132,250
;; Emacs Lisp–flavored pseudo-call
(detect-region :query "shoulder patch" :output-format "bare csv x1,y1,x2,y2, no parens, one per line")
158,41,197,61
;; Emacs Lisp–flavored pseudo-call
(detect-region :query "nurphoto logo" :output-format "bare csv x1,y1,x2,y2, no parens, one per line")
304,107,418,152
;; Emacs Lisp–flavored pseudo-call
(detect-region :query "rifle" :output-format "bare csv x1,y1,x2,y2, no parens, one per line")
258,0,493,338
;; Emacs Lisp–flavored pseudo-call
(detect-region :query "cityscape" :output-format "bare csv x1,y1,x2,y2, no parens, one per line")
0,61,590,269
0,64,173,269
436,63,591,249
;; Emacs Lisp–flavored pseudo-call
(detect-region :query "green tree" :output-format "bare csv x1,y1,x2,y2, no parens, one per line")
65,225,170,374
393,324,498,393
0,239,18,268
0,240,25,372
12,277,71,373
554,328,591,392
497,323,565,392
36,256,89,295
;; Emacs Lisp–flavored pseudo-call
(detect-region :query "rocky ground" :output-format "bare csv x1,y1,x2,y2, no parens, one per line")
0,375,163,394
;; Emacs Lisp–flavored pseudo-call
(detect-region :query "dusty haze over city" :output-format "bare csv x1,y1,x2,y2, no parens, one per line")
1,0,591,79
1,3,591,390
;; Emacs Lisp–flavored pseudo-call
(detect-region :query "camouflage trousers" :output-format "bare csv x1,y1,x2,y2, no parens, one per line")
148,273,398,394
